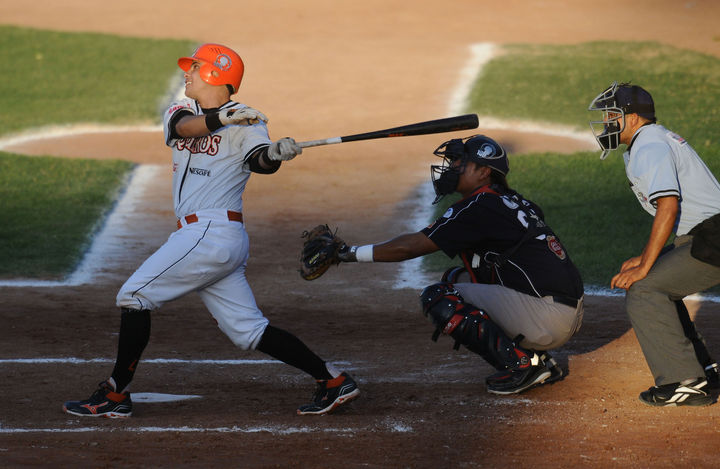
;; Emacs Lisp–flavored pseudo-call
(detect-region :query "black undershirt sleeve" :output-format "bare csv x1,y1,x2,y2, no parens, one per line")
168,109,194,140
246,146,281,174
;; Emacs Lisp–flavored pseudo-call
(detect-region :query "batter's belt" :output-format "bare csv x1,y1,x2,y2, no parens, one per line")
177,210,243,229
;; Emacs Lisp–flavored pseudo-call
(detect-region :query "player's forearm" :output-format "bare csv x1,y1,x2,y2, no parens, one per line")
639,196,678,273
369,232,439,262
174,114,210,137
174,114,216,138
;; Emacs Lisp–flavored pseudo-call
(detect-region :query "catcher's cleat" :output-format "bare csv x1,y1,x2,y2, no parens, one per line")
639,378,715,407
539,351,565,384
297,372,360,415
63,381,132,418
485,352,552,395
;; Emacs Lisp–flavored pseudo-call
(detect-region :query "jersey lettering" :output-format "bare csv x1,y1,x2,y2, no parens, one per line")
176,135,222,155
515,205,546,241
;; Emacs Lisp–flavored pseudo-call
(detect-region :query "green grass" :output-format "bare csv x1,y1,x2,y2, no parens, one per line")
0,25,195,134
4,32,720,284
467,41,720,163
0,153,134,278
0,26,196,278
426,41,720,287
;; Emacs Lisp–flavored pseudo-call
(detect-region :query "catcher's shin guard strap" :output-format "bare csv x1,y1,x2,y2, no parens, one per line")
419,282,530,370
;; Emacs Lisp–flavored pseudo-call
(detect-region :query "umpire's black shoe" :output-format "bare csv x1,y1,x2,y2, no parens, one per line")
297,372,360,415
639,378,714,407
485,352,552,395
63,381,132,418
705,363,720,390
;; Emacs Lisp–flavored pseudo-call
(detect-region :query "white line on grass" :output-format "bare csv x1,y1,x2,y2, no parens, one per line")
0,124,161,149
0,164,165,287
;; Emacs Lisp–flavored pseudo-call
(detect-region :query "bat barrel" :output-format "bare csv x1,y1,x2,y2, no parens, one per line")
341,114,479,142
295,114,478,148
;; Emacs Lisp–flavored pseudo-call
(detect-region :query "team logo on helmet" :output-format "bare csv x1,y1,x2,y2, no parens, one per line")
477,143,501,159
214,54,233,71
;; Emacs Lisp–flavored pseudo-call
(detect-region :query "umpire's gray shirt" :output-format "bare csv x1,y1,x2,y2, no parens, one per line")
623,124,720,235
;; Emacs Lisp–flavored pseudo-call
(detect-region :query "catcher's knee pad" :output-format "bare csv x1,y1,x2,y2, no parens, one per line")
420,283,464,336
419,282,530,370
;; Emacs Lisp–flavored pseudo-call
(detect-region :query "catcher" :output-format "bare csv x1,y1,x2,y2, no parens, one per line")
300,135,584,394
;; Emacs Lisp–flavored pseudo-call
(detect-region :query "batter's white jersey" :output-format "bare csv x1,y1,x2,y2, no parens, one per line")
116,99,275,350
163,98,272,218
623,124,720,235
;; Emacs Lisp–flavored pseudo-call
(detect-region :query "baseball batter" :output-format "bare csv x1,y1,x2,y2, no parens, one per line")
307,135,584,395
63,43,359,418
589,81,720,406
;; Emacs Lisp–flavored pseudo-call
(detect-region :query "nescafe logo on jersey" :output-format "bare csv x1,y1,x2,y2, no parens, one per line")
546,235,567,260
189,167,211,177
176,135,222,155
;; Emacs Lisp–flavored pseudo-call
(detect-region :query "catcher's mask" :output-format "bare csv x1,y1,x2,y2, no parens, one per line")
430,134,508,204
178,43,245,93
588,81,656,159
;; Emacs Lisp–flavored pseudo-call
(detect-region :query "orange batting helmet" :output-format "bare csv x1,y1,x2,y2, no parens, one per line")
178,43,244,93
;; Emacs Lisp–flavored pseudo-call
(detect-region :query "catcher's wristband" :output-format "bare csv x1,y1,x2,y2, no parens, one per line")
355,245,374,262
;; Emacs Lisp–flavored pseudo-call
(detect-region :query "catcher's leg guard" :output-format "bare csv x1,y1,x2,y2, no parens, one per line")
419,283,532,370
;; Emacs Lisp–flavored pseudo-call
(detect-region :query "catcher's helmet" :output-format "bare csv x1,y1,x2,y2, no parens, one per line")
178,43,244,93
430,135,508,204
588,81,655,159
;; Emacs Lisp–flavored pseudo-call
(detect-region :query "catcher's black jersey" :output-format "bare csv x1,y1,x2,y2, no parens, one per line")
422,185,583,299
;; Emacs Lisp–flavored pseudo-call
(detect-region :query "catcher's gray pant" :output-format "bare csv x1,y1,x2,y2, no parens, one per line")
626,235,720,386
452,283,584,351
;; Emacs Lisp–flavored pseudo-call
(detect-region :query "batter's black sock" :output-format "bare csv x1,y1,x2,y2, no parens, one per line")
256,325,333,380
111,308,151,394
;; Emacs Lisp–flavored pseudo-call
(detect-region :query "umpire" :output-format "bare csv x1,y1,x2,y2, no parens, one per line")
589,81,720,407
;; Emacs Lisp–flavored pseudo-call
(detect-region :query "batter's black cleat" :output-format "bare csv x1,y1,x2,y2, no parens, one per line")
485,352,552,395
639,378,715,407
63,381,132,418
297,372,360,415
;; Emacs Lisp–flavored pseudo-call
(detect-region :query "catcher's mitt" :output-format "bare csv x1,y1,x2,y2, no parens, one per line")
299,224,346,280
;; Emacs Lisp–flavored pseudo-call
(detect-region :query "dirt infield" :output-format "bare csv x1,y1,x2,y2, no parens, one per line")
2,1,720,467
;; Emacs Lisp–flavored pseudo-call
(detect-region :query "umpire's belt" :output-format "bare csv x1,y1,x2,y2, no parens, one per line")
177,210,243,229
552,295,580,308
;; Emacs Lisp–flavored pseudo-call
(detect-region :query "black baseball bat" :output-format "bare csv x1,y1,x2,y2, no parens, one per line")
297,114,479,148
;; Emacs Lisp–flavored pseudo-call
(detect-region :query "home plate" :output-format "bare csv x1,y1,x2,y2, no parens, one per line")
132,393,202,403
